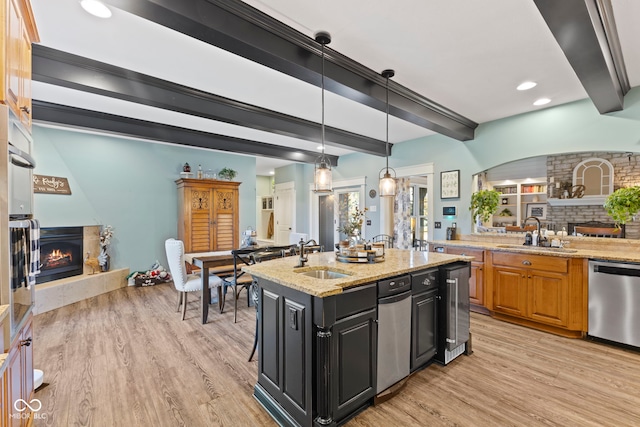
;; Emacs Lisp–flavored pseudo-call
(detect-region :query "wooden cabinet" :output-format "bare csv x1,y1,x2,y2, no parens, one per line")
3,314,34,426
176,178,240,252
2,0,39,129
488,251,585,337
431,245,486,311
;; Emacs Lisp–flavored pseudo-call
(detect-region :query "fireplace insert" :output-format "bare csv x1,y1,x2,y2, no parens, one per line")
37,226,84,284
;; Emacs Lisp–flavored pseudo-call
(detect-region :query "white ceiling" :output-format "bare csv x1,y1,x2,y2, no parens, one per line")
29,0,640,175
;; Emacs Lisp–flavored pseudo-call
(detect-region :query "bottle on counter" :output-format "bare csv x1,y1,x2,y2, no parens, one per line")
197,164,203,179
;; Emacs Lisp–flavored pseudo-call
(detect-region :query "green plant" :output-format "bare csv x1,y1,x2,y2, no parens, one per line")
218,167,237,180
498,208,513,217
470,189,500,223
337,206,367,235
603,186,640,226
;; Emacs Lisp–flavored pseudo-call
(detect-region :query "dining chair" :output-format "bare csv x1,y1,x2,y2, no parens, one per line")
224,248,259,323
372,234,394,248
247,247,288,362
165,238,224,320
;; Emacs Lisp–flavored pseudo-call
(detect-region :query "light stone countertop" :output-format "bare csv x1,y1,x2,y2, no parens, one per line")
429,237,640,263
243,249,470,297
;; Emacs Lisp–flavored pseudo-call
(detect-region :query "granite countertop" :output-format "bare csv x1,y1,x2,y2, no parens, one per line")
429,237,640,263
243,249,470,297
0,305,8,324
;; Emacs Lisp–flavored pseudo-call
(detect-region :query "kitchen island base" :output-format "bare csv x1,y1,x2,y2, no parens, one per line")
245,250,472,427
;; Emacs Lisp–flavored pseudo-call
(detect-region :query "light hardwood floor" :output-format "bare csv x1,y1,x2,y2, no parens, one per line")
32,283,640,426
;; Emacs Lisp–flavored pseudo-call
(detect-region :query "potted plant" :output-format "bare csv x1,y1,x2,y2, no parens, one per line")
470,189,500,224
218,167,237,181
603,186,640,227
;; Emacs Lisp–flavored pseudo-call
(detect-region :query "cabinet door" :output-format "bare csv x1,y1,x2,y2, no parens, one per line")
21,319,33,403
493,266,527,317
411,290,437,371
212,188,237,250
6,0,22,114
186,187,214,252
332,308,377,421
528,270,569,327
18,22,32,128
6,344,22,427
469,262,484,306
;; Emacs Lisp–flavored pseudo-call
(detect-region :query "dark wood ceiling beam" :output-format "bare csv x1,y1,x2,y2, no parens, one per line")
31,101,338,165
103,0,477,141
32,45,386,157
533,0,630,114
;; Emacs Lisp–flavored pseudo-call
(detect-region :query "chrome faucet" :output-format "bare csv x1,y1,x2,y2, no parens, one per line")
295,238,318,268
523,216,545,246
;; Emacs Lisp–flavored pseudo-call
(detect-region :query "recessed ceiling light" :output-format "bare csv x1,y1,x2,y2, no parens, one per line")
269,171,275,175
517,81,537,91
533,98,551,106
317,145,323,150
80,0,112,18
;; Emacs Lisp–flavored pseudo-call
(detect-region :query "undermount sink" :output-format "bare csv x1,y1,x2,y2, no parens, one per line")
296,269,351,279
496,244,578,253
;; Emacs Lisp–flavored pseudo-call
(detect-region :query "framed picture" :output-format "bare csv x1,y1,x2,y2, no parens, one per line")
526,203,547,219
440,170,460,199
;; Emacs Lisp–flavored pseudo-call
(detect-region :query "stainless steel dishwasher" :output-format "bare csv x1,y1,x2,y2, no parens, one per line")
376,275,411,394
589,260,640,347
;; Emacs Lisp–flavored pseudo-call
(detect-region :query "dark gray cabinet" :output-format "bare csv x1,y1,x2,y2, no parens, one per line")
410,268,439,371
254,279,376,427
411,289,438,370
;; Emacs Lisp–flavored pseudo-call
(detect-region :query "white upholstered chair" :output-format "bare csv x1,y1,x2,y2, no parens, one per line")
165,238,224,320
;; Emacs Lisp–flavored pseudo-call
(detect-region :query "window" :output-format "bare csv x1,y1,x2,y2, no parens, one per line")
573,158,614,196
410,185,428,241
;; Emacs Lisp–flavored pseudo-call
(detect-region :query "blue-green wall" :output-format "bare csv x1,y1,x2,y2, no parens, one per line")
33,127,257,272
334,87,640,240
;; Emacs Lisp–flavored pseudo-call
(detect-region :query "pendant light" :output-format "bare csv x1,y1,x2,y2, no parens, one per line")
314,31,333,193
379,69,396,197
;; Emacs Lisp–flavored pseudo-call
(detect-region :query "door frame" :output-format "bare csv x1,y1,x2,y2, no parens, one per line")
309,177,366,242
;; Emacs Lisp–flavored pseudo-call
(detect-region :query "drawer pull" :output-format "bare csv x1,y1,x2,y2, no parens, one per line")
522,260,532,266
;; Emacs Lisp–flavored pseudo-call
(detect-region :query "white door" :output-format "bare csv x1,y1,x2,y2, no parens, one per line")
274,186,295,245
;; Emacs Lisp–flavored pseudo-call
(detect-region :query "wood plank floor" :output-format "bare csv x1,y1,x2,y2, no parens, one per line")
32,283,640,426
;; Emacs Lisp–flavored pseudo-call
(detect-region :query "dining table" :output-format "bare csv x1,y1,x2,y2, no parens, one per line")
184,250,235,324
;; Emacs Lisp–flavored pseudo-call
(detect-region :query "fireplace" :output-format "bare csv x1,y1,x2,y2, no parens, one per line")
37,227,84,284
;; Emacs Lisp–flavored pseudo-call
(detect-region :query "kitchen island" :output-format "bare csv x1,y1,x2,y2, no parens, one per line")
243,249,470,427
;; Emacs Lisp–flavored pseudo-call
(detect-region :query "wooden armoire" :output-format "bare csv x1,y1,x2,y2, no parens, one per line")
176,178,240,252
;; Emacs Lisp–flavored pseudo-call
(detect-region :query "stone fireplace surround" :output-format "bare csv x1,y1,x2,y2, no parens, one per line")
34,225,128,315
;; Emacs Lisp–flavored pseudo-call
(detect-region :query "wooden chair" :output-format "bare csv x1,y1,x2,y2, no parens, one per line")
224,248,260,323
372,234,394,248
574,226,622,238
164,238,224,321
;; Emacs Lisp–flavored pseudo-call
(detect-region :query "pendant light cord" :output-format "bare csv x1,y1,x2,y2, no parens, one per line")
385,74,389,171
321,42,326,157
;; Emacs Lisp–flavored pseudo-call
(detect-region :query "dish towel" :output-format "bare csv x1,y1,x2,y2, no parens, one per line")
10,228,27,289
28,219,41,288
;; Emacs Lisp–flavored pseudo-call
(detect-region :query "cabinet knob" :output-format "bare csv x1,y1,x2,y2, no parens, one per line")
20,106,31,114
522,260,532,266
20,337,32,347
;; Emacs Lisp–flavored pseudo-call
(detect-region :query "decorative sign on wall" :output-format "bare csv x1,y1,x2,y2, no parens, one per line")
440,169,460,199
33,175,72,195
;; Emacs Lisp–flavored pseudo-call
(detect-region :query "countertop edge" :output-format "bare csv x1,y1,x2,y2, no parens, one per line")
244,250,471,297
429,239,640,263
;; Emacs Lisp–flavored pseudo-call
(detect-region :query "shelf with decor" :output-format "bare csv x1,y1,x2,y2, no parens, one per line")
488,178,547,228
